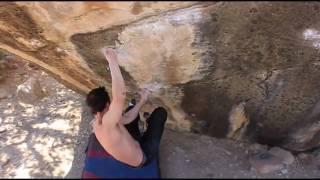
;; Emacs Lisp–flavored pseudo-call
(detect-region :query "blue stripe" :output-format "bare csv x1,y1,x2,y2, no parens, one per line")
83,156,160,178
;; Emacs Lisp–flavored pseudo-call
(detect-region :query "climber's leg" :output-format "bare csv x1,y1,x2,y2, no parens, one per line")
123,99,141,141
138,107,167,166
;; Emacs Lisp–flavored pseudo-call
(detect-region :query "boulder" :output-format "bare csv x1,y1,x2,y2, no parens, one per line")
249,152,284,174
2,2,320,143
268,147,295,165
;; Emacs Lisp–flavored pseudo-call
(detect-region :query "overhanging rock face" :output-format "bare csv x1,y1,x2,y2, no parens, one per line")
1,2,320,151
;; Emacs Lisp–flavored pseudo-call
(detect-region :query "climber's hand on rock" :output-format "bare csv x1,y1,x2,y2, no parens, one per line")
139,88,151,103
102,47,117,63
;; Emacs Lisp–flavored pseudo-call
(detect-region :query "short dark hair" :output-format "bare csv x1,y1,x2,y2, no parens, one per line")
86,86,110,114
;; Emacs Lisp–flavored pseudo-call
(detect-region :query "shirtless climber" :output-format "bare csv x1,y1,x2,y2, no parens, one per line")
85,48,167,167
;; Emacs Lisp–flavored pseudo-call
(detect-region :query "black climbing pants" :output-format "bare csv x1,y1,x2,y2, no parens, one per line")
124,105,167,167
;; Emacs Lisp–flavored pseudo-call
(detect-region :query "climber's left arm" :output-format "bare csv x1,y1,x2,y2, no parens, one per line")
121,89,150,125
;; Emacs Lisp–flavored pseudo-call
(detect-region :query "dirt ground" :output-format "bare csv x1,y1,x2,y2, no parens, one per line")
0,56,87,178
0,56,320,178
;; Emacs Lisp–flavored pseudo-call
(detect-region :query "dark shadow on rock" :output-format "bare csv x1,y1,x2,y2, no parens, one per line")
65,100,92,178
281,98,320,152
180,2,320,146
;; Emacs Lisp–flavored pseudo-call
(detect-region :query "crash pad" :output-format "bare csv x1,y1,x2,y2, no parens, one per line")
82,134,160,178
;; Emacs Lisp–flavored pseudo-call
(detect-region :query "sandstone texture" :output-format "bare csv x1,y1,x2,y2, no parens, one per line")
1,2,320,151
0,54,319,178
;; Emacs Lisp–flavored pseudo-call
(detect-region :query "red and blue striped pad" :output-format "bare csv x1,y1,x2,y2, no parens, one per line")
82,134,160,179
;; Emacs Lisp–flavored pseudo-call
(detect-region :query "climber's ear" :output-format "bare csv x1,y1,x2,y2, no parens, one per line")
95,112,102,125
106,102,110,110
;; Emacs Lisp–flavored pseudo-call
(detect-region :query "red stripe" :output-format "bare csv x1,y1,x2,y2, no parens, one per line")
87,150,112,158
82,171,101,179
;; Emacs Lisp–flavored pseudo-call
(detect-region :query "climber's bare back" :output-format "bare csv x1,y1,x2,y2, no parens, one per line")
92,118,144,167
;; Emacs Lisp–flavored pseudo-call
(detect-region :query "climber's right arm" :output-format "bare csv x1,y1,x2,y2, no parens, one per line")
100,48,126,127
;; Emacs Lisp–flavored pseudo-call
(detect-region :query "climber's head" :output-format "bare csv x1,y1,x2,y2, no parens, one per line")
86,86,110,116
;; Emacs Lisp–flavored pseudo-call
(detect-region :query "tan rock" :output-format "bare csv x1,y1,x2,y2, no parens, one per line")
227,101,249,140
16,77,46,104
